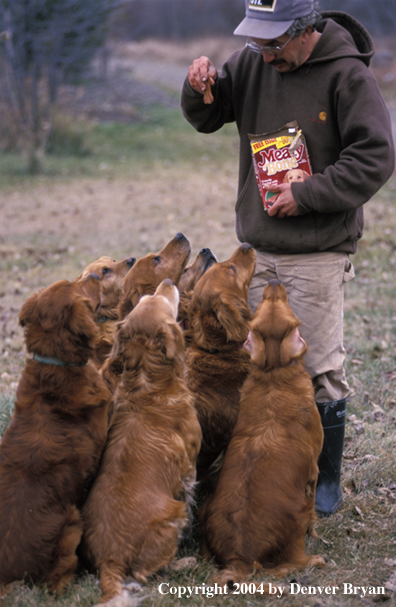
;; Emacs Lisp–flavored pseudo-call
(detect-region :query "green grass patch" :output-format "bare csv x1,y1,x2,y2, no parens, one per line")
46,113,92,158
88,106,239,169
0,105,239,186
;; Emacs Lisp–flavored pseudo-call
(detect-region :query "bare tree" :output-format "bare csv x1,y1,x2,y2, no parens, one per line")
0,0,114,173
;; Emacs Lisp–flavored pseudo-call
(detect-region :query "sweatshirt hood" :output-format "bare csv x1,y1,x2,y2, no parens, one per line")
307,11,374,67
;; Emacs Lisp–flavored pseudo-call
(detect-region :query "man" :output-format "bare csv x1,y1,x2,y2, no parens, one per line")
181,0,395,516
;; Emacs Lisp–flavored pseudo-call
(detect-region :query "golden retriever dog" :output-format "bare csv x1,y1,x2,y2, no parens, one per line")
76,255,136,365
101,233,191,394
79,279,202,602
185,243,255,485
177,247,217,329
200,280,324,588
283,168,310,183
0,276,111,594
118,232,191,320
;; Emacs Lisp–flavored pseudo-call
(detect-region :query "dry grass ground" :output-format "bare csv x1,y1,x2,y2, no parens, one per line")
0,37,396,607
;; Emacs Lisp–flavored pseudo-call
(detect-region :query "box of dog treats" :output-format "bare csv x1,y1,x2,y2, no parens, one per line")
249,121,312,211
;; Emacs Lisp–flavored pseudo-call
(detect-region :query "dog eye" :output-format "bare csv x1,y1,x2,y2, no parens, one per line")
228,264,237,274
153,256,161,266
102,267,112,276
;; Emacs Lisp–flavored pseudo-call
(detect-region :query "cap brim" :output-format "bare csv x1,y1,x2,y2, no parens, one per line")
233,16,293,40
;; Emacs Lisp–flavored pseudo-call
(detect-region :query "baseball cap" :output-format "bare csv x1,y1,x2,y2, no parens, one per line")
234,0,316,40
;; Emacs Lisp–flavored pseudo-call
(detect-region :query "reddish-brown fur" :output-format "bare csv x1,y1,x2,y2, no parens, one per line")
76,255,136,365
118,233,191,320
200,280,324,587
0,276,111,594
177,247,217,330
185,244,255,485
79,279,202,602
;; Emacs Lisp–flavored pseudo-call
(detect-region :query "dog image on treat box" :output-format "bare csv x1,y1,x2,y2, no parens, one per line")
284,168,310,184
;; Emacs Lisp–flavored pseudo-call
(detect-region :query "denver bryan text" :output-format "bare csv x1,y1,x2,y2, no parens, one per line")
290,582,386,599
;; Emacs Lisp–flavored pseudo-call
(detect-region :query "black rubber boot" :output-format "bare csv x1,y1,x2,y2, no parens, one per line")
315,398,347,517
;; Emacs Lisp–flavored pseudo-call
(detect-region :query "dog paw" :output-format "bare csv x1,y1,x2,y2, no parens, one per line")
309,555,326,569
170,556,198,571
122,581,143,593
253,561,263,573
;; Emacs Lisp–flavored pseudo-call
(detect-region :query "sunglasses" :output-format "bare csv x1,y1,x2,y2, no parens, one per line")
245,34,294,56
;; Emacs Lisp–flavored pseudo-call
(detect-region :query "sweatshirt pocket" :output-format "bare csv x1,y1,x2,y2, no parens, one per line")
235,167,319,254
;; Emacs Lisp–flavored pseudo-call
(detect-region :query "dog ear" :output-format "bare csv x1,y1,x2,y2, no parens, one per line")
118,287,144,320
214,295,250,343
186,300,206,348
67,298,99,349
19,292,39,327
130,286,145,309
280,326,307,366
118,295,134,320
160,323,185,361
177,291,192,321
244,330,266,366
77,272,101,304
20,291,73,332
107,321,127,374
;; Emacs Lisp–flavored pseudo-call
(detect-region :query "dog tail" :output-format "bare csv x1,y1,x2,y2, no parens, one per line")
99,559,125,602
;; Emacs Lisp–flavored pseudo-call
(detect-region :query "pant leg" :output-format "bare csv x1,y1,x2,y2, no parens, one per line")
248,250,354,403
248,252,277,312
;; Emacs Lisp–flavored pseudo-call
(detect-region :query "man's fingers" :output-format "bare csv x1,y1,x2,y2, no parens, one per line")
267,183,285,194
267,203,280,217
188,57,217,95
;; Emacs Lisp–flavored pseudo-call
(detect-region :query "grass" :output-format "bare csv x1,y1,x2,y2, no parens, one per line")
0,105,239,186
90,107,239,165
0,67,396,605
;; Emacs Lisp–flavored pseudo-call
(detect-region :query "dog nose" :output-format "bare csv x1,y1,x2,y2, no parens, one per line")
240,243,253,251
175,232,187,242
126,257,136,268
87,273,100,282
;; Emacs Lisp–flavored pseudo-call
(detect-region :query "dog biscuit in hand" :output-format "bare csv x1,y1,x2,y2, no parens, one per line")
203,80,214,104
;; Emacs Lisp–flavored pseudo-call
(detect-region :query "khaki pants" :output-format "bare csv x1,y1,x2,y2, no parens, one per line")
248,251,355,403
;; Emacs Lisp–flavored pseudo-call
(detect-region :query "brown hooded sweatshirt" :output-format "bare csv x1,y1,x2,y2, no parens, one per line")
181,11,395,255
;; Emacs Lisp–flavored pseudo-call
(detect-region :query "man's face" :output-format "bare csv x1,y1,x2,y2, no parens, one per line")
252,30,310,72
